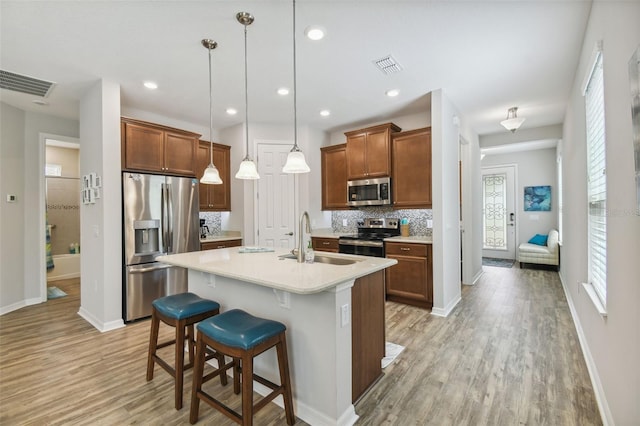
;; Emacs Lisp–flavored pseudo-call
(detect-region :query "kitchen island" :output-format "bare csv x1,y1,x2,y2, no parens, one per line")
158,248,396,426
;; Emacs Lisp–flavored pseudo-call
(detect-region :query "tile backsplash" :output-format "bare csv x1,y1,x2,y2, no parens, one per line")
332,208,433,236
199,212,221,235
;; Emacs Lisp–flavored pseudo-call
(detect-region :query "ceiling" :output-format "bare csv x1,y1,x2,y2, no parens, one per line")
0,0,591,137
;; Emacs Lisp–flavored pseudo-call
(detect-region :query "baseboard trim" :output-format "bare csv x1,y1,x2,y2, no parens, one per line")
558,273,612,426
431,294,461,317
0,300,27,316
77,307,125,333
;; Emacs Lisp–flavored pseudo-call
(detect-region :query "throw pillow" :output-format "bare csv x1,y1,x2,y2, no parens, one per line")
528,234,548,246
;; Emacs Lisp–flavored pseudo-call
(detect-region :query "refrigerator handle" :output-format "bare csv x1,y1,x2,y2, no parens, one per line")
167,183,174,253
161,183,169,253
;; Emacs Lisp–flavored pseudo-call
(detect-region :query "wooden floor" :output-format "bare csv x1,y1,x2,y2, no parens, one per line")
0,266,601,425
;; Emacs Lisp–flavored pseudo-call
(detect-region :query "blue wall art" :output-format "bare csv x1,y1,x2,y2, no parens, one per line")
524,185,551,211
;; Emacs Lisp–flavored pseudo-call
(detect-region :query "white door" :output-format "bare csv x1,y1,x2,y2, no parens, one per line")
256,143,296,248
481,165,516,259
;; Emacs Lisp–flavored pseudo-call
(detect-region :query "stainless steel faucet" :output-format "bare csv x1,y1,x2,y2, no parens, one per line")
296,211,311,263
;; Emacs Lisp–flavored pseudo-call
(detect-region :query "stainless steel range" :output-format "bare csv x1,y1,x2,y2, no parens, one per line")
338,218,400,257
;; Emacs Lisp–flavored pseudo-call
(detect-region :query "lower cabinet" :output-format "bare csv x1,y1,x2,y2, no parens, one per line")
311,237,339,253
385,242,433,308
200,239,242,250
351,270,385,402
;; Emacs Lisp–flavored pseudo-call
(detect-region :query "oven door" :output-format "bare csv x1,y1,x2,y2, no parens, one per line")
338,239,384,257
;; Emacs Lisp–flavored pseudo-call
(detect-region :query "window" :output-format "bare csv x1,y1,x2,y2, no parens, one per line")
584,48,607,305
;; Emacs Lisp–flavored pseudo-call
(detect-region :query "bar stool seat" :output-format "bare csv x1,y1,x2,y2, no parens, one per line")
190,309,295,425
147,292,226,410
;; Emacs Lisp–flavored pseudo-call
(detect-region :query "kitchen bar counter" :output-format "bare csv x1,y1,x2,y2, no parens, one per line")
385,235,433,244
157,248,396,425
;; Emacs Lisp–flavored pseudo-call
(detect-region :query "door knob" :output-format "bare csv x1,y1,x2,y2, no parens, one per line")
285,232,294,236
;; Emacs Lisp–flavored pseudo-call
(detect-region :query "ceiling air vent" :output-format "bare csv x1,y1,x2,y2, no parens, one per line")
373,55,403,75
0,70,56,97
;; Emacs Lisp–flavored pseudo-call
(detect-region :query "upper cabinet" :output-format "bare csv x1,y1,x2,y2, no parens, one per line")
121,117,199,177
345,123,401,180
197,141,231,211
321,144,349,210
392,127,432,208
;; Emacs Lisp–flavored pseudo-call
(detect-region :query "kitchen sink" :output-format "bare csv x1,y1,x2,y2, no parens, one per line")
278,253,359,265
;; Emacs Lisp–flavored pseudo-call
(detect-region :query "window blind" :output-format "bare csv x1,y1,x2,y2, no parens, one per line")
585,51,607,303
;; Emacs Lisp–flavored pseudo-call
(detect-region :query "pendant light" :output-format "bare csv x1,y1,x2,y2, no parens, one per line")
282,0,310,174
500,106,526,133
200,39,223,184
235,12,260,180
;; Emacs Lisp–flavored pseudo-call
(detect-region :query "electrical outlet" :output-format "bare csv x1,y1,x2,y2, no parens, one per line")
341,304,350,327
6,194,16,202
427,219,433,228
342,219,348,226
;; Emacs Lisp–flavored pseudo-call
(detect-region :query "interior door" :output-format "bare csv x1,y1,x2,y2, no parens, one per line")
256,143,296,248
481,165,516,259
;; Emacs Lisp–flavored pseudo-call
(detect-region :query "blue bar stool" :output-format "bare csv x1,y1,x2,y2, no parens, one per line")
189,309,295,425
146,292,226,410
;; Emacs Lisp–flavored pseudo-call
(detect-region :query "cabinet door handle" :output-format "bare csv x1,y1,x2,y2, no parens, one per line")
218,245,225,248
400,247,411,251
322,242,330,245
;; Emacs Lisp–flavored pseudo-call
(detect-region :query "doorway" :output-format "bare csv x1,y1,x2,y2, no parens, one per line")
481,165,517,260
40,135,81,302
255,142,296,248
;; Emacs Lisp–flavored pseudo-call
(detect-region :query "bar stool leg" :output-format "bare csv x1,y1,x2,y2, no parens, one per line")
175,318,186,410
146,310,160,381
277,336,296,425
241,353,254,426
187,324,195,365
190,332,206,424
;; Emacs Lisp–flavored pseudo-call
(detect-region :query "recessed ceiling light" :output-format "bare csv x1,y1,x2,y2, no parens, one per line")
277,87,290,96
143,81,158,89
305,25,325,41
385,89,400,97
226,108,238,115
32,99,48,106
320,110,330,117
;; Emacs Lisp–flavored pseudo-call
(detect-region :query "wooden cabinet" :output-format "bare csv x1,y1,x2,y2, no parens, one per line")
200,239,242,250
197,141,231,211
345,123,401,180
320,144,349,210
311,237,339,253
392,127,432,208
121,117,199,176
351,270,385,402
385,242,433,308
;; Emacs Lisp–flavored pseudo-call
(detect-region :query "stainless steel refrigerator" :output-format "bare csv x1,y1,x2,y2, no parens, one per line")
122,172,200,322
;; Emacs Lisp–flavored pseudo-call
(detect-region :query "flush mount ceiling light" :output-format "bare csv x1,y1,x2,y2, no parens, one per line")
283,0,310,174
304,25,325,41
319,109,330,117
235,12,260,180
385,89,399,97
200,39,223,185
500,106,526,133
277,87,290,96
226,107,237,115
143,81,158,89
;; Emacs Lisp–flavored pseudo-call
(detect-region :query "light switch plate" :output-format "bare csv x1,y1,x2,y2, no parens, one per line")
6,194,16,202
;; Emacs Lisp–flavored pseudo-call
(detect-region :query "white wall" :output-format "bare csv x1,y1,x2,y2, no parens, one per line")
430,89,462,316
77,79,123,331
561,1,640,424
482,148,558,246
0,102,80,314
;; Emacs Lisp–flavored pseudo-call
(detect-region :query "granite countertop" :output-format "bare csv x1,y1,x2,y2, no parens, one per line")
200,231,242,243
158,248,396,295
310,230,351,239
384,235,433,244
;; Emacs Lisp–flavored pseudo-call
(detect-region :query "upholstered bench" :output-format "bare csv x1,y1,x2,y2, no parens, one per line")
518,229,559,269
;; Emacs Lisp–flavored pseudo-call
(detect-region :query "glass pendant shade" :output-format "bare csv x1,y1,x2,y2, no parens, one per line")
282,149,310,173
235,158,260,179
201,163,222,184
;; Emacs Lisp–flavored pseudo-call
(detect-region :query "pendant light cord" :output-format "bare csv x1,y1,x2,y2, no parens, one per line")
208,46,214,166
292,0,299,151
244,24,250,161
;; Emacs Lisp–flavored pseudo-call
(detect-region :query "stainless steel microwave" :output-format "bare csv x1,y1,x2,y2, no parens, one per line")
347,177,392,207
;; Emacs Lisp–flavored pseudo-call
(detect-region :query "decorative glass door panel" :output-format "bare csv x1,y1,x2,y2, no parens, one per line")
483,173,507,250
